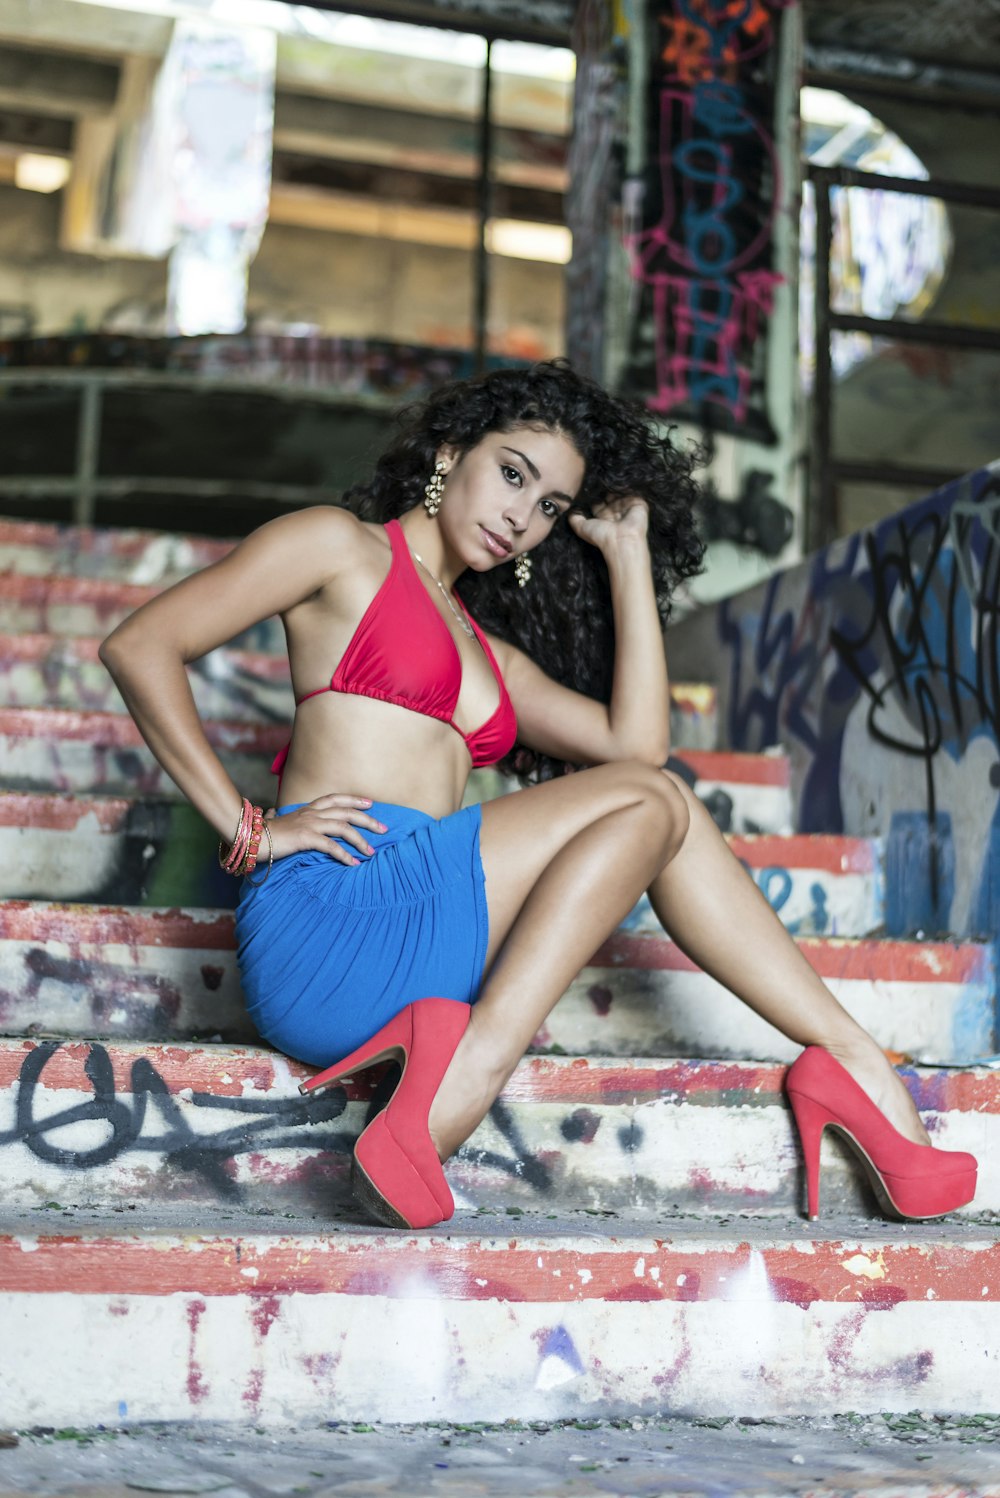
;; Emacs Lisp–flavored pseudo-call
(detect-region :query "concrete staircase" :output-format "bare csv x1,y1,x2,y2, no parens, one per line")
0,515,997,1428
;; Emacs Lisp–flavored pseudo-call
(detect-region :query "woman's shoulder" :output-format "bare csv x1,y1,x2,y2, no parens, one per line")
263,503,372,546
244,505,389,578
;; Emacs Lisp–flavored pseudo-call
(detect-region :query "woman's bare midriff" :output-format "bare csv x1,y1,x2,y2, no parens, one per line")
275,691,476,818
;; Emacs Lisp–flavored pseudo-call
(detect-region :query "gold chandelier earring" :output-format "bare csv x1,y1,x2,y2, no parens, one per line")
514,554,532,588
423,460,447,516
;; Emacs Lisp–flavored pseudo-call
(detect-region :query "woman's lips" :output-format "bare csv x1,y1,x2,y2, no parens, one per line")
480,526,512,558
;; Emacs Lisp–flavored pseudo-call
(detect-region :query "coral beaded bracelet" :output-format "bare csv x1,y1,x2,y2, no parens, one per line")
219,797,263,877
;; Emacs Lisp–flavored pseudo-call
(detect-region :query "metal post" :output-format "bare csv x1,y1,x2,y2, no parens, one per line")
474,38,493,376
74,379,102,528
810,176,834,552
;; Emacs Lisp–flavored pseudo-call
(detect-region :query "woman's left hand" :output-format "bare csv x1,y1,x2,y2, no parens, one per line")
568,495,649,553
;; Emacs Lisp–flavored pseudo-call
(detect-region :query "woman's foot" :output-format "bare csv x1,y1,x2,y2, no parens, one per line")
823,1036,932,1146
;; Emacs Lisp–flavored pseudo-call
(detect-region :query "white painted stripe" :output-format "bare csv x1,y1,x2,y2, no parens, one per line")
555,969,994,1065
3,1286,999,1424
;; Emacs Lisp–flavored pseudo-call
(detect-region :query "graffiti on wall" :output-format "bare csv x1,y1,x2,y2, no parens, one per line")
0,1040,553,1204
690,464,1000,939
622,0,791,438
6,1040,349,1195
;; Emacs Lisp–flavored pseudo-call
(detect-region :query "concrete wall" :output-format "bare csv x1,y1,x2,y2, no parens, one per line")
0,184,565,357
0,185,166,337
666,461,1000,950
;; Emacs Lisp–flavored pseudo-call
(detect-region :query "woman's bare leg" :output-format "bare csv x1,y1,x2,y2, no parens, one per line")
647,771,930,1145
426,760,689,1160
428,759,929,1161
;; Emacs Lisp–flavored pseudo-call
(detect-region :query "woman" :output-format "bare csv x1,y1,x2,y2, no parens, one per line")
100,360,976,1231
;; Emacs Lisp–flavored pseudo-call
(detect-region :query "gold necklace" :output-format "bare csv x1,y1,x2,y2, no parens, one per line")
411,549,475,637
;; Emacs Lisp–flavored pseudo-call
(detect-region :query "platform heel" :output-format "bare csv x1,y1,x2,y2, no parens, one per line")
785,1046,977,1222
299,996,471,1228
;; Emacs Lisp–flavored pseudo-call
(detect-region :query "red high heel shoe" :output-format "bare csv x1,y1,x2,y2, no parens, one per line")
299,996,471,1229
785,1046,977,1221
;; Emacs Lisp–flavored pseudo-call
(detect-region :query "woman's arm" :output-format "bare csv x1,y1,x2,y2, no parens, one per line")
99,506,377,856
496,497,671,768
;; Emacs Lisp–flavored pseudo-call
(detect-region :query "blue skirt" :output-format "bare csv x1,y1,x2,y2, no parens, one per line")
234,800,489,1067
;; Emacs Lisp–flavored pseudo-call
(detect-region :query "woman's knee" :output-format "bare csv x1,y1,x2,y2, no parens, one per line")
613,759,690,854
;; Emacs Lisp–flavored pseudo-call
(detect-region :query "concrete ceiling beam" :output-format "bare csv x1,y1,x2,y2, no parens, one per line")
304,0,571,46
0,1,168,60
269,181,480,248
0,4,571,132
273,38,570,133
273,92,567,189
273,150,562,221
0,45,119,118
0,111,74,154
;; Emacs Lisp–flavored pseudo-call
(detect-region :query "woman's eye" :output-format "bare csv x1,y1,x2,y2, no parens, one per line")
501,465,522,486
539,499,559,518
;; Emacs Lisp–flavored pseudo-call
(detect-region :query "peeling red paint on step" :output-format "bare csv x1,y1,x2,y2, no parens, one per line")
727,834,878,873
0,572,161,610
0,632,103,663
0,902,236,949
0,1038,318,1096
3,901,988,989
0,706,286,755
0,632,290,678
0,517,232,568
671,750,790,786
2,793,877,875
0,793,132,830
594,930,993,984
4,1039,999,1116
3,1232,998,1305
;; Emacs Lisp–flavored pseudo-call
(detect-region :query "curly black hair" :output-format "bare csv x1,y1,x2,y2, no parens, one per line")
343,358,705,781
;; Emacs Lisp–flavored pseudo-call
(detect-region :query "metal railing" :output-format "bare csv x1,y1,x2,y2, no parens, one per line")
0,368,401,526
807,162,1000,550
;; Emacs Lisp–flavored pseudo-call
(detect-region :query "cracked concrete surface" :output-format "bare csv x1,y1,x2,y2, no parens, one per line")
1,1414,1000,1497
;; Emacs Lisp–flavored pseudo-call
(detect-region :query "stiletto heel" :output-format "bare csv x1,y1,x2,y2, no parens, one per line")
785,1046,977,1222
299,996,471,1229
786,1089,826,1220
299,1010,412,1100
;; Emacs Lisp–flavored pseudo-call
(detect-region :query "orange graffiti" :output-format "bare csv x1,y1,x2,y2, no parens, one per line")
660,1,774,83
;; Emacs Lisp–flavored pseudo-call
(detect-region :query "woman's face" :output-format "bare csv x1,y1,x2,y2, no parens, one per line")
436,425,585,575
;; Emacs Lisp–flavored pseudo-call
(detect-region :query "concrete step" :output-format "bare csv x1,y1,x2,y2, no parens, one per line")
0,793,238,908
554,929,996,1064
0,710,785,826
0,633,718,747
1,1038,992,1218
626,832,883,938
0,705,284,802
663,749,792,835
1,902,992,1063
0,571,279,651
3,1206,998,1424
0,632,293,723
0,516,231,582
0,794,883,933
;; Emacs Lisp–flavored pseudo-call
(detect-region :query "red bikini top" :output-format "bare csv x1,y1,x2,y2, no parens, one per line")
271,517,517,779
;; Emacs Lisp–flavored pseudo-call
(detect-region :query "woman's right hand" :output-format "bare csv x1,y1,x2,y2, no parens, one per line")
262,794,388,866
